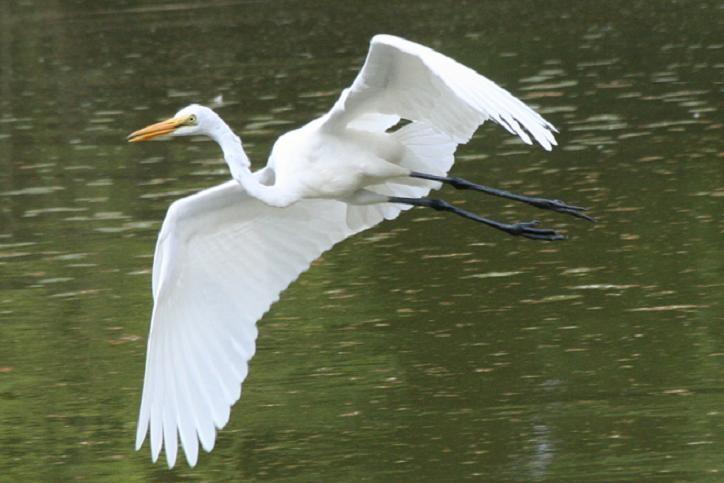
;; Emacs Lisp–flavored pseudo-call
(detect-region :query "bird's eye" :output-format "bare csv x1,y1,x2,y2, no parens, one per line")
187,115,197,125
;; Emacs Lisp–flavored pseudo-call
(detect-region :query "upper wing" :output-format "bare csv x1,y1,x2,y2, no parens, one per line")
322,34,557,149
137,180,366,468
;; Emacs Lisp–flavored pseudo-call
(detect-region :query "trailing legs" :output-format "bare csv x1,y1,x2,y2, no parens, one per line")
410,171,594,222
388,196,566,241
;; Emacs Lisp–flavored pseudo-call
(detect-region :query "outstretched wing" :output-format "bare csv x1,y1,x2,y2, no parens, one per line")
322,34,557,149
136,180,363,468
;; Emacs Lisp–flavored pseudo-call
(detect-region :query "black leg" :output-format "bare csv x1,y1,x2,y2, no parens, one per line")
389,196,566,241
410,171,594,222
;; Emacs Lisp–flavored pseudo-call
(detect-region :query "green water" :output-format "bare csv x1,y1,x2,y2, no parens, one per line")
1,0,722,480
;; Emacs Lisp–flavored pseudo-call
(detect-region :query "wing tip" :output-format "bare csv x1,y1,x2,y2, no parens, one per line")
538,127,558,151
151,445,161,464
135,416,148,451
183,443,200,468
198,424,217,453
166,449,177,469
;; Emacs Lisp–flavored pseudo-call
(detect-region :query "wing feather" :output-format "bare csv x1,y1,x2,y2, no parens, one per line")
172,334,199,466
136,180,371,467
324,34,556,149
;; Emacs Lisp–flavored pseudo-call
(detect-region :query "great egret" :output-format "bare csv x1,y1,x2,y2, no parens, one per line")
128,34,590,468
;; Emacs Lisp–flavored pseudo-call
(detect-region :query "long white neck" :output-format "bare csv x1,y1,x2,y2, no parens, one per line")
208,115,290,207
207,116,250,179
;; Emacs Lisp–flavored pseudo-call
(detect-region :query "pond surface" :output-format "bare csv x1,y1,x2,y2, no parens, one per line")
1,0,722,480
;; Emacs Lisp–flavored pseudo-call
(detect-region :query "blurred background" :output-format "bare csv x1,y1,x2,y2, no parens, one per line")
0,0,722,480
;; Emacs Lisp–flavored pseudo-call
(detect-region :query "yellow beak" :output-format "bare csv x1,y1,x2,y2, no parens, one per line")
127,115,191,142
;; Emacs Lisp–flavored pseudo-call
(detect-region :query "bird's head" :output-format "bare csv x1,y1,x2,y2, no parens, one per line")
127,104,219,142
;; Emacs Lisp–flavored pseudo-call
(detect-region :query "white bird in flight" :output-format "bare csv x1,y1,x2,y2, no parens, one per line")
128,34,591,468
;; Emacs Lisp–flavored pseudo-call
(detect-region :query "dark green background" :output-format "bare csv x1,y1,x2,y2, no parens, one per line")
1,0,722,480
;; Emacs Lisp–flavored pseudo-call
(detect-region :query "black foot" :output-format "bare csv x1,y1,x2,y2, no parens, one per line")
502,220,567,241
513,196,594,222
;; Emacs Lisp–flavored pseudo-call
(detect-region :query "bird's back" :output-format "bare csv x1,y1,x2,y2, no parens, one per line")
266,119,407,201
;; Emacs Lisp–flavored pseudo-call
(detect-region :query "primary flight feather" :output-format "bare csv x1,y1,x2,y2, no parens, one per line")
129,34,589,468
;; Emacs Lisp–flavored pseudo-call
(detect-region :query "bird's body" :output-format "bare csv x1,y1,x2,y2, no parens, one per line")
267,120,406,203
128,34,590,468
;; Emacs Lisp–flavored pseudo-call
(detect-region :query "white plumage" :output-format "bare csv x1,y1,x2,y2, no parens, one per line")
327,35,556,148
129,34,560,468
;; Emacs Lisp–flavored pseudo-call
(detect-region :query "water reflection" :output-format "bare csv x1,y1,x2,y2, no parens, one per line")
1,0,723,480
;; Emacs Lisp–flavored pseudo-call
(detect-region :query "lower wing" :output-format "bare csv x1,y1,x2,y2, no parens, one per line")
137,180,380,467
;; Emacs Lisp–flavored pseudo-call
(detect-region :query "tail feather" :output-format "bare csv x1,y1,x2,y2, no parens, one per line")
394,122,458,177
345,121,458,231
